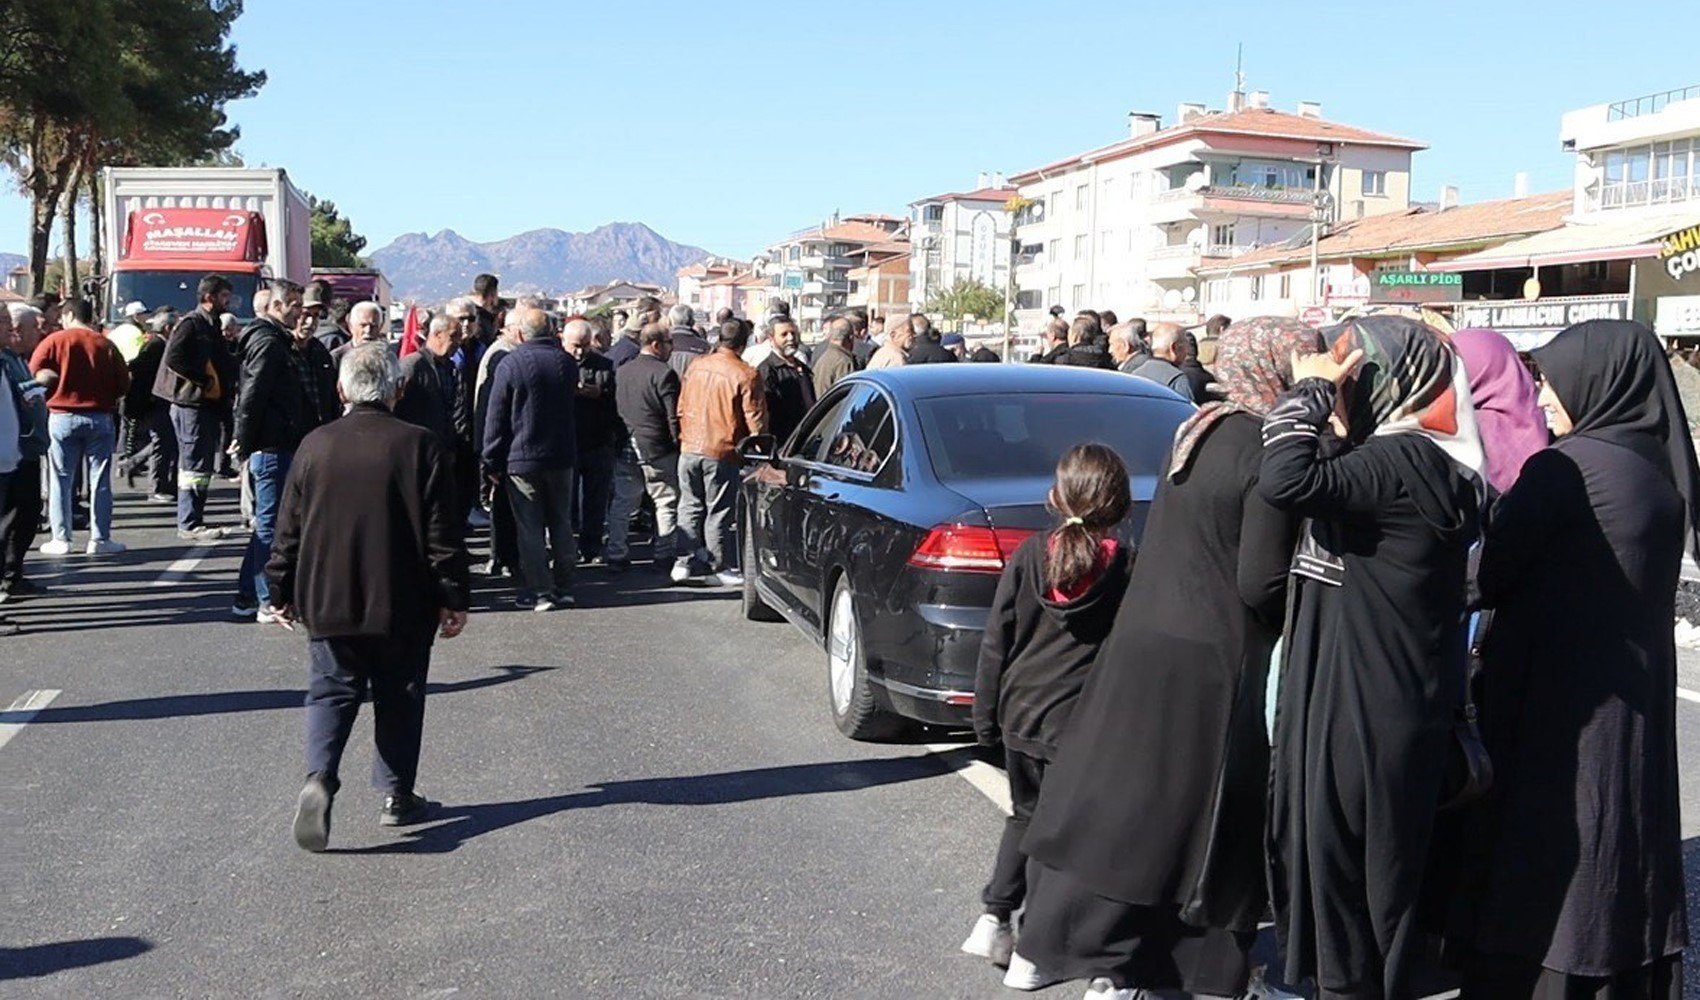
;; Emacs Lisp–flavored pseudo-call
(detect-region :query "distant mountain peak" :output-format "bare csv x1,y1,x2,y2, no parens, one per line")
369,223,711,302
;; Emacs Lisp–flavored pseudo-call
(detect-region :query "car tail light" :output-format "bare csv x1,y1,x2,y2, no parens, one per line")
907,524,1036,574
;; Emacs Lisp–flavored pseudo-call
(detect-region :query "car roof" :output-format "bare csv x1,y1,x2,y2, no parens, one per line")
847,363,1190,402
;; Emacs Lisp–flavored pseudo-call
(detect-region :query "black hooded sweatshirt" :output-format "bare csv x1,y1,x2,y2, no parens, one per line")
973,531,1131,760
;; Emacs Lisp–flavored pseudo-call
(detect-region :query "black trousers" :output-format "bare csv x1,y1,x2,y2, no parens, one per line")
983,747,1047,920
304,634,432,795
0,458,42,585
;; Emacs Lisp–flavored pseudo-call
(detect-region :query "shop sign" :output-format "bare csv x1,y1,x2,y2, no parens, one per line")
1369,269,1462,304
1658,223,1700,282
1453,295,1631,350
1655,294,1700,339
1299,305,1331,328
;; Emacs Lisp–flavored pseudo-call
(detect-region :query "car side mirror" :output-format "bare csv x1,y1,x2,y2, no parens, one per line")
737,433,778,464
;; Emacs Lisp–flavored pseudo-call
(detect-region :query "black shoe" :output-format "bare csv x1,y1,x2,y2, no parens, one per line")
7,578,42,597
292,773,336,852
379,792,434,827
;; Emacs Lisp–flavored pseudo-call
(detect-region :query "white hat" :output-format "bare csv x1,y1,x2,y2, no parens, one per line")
122,300,147,317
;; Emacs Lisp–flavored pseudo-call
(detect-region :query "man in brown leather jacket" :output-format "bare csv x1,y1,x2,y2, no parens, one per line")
672,318,768,586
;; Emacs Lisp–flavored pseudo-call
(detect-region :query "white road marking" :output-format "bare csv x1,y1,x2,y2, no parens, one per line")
0,689,61,751
152,543,216,587
1679,686,1700,705
925,742,1012,816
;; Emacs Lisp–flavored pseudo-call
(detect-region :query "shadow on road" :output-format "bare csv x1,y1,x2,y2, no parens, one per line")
331,753,955,855
0,935,152,980
5,666,556,724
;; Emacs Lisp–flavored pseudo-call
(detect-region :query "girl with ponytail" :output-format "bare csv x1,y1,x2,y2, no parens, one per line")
962,444,1133,986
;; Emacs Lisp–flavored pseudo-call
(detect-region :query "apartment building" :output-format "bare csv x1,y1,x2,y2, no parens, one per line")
762,214,905,331
908,174,1019,309
675,258,740,314
848,240,912,318
1008,94,1423,332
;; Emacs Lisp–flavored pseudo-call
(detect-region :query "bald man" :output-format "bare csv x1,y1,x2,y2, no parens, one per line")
563,318,619,562
1126,322,1195,402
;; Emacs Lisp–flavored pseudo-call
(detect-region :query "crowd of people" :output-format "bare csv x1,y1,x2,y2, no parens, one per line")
1,273,1691,1000
965,313,1690,1000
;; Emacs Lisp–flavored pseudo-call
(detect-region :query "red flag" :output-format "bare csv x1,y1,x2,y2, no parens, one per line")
400,305,420,357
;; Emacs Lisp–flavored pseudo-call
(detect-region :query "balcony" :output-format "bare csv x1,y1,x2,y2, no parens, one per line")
802,279,849,295
1143,243,1250,279
1149,184,1316,223
1590,175,1700,212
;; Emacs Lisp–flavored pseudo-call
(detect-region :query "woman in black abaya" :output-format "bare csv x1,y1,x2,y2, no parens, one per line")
1260,315,1484,999
1014,317,1321,998
1452,320,1691,999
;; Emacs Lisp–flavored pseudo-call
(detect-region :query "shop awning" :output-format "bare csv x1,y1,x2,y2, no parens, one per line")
1428,211,1700,272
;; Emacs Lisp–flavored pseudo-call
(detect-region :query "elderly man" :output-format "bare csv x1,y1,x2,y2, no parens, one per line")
271,344,470,851
1127,322,1196,401
1056,315,1115,369
330,302,387,369
0,305,47,601
675,317,767,585
484,307,579,610
813,315,858,397
1029,317,1070,364
396,313,463,452
154,274,234,539
666,303,710,378
905,314,957,365
607,323,680,572
563,317,618,562
30,298,131,555
759,316,815,445
866,315,913,370
441,297,484,526
472,307,522,579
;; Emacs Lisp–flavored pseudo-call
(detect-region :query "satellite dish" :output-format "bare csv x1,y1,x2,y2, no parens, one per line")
1162,288,1183,310
1181,286,1197,303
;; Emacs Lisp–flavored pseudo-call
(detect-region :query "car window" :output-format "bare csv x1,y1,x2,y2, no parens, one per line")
819,389,895,475
788,386,862,461
913,392,1185,483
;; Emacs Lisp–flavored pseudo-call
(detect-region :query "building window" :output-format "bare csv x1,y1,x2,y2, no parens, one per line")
1015,289,1043,310
1071,283,1086,307
1209,223,1235,248
1049,283,1062,307
1074,234,1088,260
1047,238,1060,261
1279,272,1292,299
1075,184,1089,211
1250,274,1264,300
1207,278,1228,304
1598,142,1697,209
922,203,944,223
1362,170,1387,197
1099,230,1113,252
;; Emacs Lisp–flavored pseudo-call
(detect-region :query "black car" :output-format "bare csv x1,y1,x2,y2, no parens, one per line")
736,364,1193,740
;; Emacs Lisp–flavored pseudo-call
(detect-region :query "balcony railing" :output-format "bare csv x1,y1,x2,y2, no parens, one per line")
1154,184,1315,206
1592,176,1700,210
1608,84,1700,122
1146,243,1251,261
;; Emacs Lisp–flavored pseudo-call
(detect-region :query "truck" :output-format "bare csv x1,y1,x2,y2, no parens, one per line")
309,267,392,312
100,166,311,324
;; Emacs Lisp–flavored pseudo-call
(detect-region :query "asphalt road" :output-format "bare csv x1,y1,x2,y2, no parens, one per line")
2,482,1697,999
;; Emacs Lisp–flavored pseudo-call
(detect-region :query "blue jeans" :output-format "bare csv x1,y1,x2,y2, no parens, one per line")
236,450,293,607
46,411,116,543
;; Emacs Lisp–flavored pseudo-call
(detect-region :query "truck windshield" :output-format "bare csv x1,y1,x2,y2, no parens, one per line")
109,271,261,324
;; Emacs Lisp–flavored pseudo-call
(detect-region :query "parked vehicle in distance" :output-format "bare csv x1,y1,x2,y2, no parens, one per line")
100,166,311,324
737,365,1193,740
311,267,393,311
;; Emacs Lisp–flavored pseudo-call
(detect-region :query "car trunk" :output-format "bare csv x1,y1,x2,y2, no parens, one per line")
956,475,1159,543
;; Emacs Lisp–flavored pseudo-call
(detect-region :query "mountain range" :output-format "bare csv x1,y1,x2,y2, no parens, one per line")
369,222,711,303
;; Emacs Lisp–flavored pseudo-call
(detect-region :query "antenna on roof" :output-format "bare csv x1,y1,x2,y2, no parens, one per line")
1228,43,1247,112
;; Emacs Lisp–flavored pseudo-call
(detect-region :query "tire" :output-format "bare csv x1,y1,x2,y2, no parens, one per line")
741,517,784,623
825,577,905,741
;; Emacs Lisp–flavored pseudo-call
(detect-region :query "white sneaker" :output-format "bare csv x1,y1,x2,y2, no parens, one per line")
1003,952,1061,992
1083,978,1139,999
255,607,288,625
959,913,1015,966
86,539,126,555
669,563,693,584
38,539,72,556
708,568,744,588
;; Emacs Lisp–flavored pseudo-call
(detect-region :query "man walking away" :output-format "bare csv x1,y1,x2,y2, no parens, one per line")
607,296,660,368
154,274,234,540
1129,322,1197,402
813,315,858,397
270,344,470,852
608,323,681,572
231,280,316,622
904,314,957,365
666,304,711,378
29,297,130,555
563,318,618,563
759,316,815,445
483,307,580,610
675,317,767,585
0,306,47,599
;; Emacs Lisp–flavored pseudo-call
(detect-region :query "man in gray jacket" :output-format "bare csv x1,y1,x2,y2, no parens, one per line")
1127,322,1195,402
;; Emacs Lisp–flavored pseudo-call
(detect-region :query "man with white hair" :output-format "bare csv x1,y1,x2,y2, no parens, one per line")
1128,322,1196,402
269,342,470,850
665,303,710,378
330,301,387,369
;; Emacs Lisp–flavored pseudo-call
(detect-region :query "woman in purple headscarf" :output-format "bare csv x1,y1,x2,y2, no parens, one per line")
1451,328,1549,495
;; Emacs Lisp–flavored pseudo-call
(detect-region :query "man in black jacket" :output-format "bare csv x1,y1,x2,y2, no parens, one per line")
1028,317,1070,364
666,304,711,379
154,274,234,539
231,280,315,620
563,318,618,562
271,343,470,851
758,317,815,444
395,314,462,451
905,314,958,365
608,324,680,570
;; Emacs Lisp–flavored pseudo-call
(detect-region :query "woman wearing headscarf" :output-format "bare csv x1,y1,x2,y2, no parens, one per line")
1011,317,1322,999
1260,314,1485,999
1450,320,1691,999
1451,328,1549,495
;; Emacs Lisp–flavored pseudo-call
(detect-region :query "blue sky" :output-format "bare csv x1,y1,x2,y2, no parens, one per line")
11,0,1698,260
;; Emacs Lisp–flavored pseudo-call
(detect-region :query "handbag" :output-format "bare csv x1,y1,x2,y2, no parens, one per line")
1438,610,1494,811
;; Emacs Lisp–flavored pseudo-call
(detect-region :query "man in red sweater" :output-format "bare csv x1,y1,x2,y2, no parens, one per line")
29,297,131,555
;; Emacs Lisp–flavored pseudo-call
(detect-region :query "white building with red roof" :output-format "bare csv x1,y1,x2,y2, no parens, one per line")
763,213,906,331
909,173,1020,311
1007,93,1425,330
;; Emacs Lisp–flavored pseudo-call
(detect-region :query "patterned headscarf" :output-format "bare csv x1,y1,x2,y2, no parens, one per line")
1168,316,1322,480
1327,314,1486,497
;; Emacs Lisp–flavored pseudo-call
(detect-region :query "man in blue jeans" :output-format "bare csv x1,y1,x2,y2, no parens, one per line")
26,298,130,555
231,280,317,621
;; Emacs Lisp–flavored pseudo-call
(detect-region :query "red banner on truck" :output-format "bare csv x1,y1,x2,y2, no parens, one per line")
122,208,267,263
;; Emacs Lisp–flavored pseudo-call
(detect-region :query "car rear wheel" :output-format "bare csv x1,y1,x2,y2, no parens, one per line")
741,516,783,623
826,577,904,741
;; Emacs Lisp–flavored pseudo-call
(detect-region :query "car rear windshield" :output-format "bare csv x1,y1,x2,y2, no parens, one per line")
913,392,1188,484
